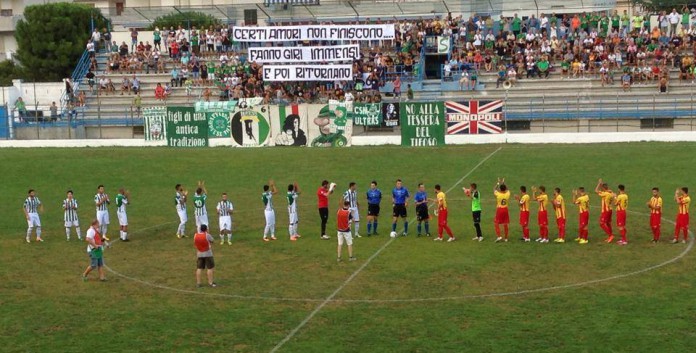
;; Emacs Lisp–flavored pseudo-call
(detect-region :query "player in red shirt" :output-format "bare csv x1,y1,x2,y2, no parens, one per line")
514,186,530,242
672,187,690,244
493,178,511,242
595,179,615,243
532,186,549,243
317,180,335,240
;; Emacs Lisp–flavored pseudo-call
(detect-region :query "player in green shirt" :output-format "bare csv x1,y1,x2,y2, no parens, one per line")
116,188,130,241
193,181,208,232
465,183,483,241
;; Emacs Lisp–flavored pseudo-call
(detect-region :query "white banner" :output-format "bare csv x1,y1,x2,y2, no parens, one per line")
232,25,395,42
262,65,353,82
248,44,360,63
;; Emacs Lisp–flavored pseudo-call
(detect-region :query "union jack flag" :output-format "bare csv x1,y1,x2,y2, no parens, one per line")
445,100,504,134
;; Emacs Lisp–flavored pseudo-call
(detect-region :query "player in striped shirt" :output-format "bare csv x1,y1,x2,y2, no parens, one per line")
365,181,382,236
262,180,277,242
175,184,188,238
595,179,615,243
573,187,590,244
94,185,110,244
532,186,549,243
343,182,361,238
216,192,234,245
23,189,43,243
63,190,81,241
193,181,208,233
515,186,531,242
287,183,301,241
614,184,628,245
672,187,690,244
647,187,662,243
552,187,567,243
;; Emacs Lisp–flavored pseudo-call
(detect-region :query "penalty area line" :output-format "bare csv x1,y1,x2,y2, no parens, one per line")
269,147,503,353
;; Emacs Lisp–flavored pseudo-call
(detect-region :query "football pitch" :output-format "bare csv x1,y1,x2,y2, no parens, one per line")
1,143,695,353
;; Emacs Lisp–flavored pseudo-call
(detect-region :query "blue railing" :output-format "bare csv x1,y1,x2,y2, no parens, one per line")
59,50,92,115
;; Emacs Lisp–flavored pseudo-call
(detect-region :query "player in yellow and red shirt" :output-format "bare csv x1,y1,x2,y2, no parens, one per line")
515,186,531,242
493,178,510,242
614,184,628,245
434,184,455,242
573,187,590,244
647,187,663,243
533,186,549,243
595,179,615,243
552,187,566,243
672,187,690,244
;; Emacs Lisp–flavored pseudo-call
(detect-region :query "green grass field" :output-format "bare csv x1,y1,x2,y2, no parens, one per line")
1,144,695,353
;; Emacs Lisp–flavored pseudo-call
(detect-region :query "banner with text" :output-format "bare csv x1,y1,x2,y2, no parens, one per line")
307,102,352,147
351,103,383,126
400,102,445,146
166,107,209,147
445,100,504,135
233,25,395,42
144,106,167,141
262,65,352,81
272,104,309,147
249,44,359,63
382,102,400,127
231,105,271,147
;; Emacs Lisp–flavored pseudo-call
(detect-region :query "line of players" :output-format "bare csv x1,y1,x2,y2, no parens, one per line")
171,177,690,245
22,185,130,244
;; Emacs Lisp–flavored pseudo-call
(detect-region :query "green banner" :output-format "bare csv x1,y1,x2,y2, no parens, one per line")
352,103,382,126
194,100,237,113
143,106,166,141
166,107,209,147
400,102,445,146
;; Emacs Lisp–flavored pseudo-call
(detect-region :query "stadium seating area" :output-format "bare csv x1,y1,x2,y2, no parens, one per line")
65,7,696,127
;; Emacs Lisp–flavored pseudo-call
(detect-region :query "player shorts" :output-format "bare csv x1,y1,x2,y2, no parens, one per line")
416,204,429,222
178,209,188,223
437,208,449,225
676,214,689,229
64,220,80,228
337,230,353,246
472,210,481,224
393,204,407,218
288,209,298,225
600,211,613,224
579,211,589,228
27,213,41,227
367,204,380,217
538,210,548,226
495,207,509,224
197,256,215,269
264,210,275,227
519,211,530,227
219,215,232,232
195,214,209,230
616,210,627,227
349,207,360,222
650,213,662,228
96,210,109,226
117,211,128,226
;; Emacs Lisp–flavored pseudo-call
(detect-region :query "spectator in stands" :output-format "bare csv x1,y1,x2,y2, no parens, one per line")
658,73,669,93
164,83,172,100
130,28,138,53
153,27,162,51
119,42,129,58
50,102,58,121
392,75,401,98
495,64,507,88
170,66,180,87
132,76,140,95
86,40,95,58
537,55,550,78
77,91,86,107
133,93,142,118
621,71,632,91
155,83,165,101
98,77,114,96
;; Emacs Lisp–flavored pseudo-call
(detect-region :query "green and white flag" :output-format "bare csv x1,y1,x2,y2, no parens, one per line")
194,100,237,113
207,112,232,138
144,106,166,141
352,103,382,126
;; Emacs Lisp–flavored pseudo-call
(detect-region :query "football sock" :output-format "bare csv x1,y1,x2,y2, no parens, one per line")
66,228,71,239
123,231,127,240
26,227,32,239
76,227,81,239
392,223,397,232
373,221,378,233
36,227,42,238
367,222,372,234
403,222,408,233
600,223,612,236
444,224,453,237
620,228,627,242
417,223,422,234
289,225,293,236
523,227,529,239
354,221,360,234
228,233,233,241
424,222,430,234
494,224,500,237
